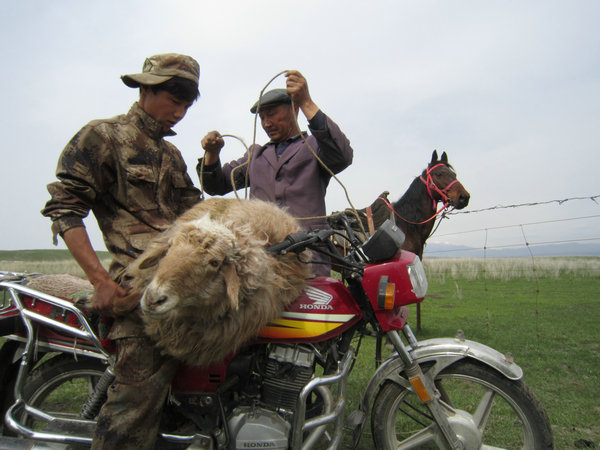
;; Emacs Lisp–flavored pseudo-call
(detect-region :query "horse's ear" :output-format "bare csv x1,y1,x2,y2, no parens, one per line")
440,152,448,164
431,150,439,165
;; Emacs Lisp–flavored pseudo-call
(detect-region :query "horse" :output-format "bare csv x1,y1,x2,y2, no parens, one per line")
333,150,470,330
347,150,470,259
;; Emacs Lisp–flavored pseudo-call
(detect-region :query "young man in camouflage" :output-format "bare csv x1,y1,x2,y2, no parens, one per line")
42,53,202,449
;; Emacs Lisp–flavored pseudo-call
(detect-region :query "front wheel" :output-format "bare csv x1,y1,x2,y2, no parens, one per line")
371,359,553,449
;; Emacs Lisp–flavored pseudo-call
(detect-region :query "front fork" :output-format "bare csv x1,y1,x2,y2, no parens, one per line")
386,326,464,450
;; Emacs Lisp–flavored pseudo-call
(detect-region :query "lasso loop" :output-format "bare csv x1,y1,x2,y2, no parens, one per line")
200,70,364,234
199,134,249,200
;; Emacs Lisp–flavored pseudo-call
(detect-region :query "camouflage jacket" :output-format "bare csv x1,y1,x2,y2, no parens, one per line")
42,102,201,280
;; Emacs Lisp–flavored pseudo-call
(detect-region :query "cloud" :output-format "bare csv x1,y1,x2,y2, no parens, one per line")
1,0,599,252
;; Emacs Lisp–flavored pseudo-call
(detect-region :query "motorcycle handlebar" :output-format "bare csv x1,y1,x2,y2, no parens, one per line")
267,229,333,255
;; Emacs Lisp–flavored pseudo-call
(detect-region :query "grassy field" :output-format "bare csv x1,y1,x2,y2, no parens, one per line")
1,251,598,448
345,257,600,448
0,249,111,279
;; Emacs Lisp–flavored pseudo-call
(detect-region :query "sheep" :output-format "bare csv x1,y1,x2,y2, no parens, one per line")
123,197,312,367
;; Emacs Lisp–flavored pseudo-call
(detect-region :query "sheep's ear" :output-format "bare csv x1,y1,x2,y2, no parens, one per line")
137,245,169,270
223,263,241,311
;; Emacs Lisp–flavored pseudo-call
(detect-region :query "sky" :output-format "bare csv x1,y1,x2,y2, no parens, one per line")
1,0,599,254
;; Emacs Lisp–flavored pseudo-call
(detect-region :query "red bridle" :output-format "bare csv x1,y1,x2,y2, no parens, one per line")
378,163,458,226
419,163,459,209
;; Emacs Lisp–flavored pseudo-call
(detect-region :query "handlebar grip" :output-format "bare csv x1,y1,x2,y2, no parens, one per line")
267,231,311,254
267,239,293,254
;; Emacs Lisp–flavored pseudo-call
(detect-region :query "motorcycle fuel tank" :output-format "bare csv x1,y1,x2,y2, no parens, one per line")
257,277,361,342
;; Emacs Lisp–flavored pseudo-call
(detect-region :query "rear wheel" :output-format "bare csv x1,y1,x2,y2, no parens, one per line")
371,359,553,449
17,354,107,433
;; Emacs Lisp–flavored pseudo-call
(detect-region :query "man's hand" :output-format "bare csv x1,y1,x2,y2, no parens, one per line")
285,70,319,120
202,131,225,154
90,276,127,316
201,131,225,166
62,226,127,316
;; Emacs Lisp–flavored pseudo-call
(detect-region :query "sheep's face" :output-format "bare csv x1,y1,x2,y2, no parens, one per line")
139,216,241,316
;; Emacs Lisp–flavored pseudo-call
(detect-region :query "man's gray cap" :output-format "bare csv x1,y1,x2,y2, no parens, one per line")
250,89,292,113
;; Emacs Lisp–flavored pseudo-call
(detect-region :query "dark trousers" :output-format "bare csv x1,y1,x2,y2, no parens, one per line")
91,316,177,450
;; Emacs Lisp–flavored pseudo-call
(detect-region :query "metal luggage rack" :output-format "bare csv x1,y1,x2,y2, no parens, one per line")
0,276,112,444
0,277,110,361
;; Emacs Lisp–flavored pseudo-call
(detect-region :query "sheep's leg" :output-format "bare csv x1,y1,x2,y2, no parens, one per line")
113,292,142,315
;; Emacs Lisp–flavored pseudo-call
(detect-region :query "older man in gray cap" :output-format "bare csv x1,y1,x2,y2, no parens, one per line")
198,70,353,276
42,53,202,449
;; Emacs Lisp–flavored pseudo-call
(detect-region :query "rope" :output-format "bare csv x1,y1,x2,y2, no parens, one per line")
223,134,249,200
198,70,366,234
198,71,287,201
287,99,366,234
198,135,249,201
377,195,450,226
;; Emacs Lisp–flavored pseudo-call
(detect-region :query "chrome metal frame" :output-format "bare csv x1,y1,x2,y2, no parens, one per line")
291,347,355,450
1,278,358,449
0,279,110,444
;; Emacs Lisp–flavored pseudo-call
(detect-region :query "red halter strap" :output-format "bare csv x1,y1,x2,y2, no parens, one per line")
377,196,447,226
376,163,457,226
419,163,458,209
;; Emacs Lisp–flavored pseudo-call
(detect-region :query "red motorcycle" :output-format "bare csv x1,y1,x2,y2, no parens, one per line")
0,217,552,449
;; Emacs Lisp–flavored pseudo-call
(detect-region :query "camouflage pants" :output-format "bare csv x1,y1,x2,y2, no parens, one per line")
91,317,177,449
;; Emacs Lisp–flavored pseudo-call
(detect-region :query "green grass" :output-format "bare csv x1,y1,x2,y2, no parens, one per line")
1,253,598,447
0,249,111,278
343,261,600,448
0,249,110,262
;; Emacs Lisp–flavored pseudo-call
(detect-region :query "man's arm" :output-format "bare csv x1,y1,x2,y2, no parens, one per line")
197,130,254,195
285,70,319,120
62,226,126,315
285,70,353,174
201,130,224,166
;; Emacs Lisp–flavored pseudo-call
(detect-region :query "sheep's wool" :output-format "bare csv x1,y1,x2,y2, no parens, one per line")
128,198,312,367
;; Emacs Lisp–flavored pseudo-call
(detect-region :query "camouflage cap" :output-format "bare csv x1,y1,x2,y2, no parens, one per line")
121,53,200,88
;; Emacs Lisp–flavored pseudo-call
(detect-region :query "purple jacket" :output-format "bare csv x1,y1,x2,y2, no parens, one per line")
197,111,353,232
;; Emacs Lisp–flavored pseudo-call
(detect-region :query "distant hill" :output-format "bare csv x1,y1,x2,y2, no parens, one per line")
2,244,599,262
0,249,111,261
424,242,600,258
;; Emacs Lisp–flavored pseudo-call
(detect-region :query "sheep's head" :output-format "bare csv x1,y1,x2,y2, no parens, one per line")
138,215,242,316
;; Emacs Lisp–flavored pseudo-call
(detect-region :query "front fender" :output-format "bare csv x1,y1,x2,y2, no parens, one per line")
357,337,523,427
410,337,523,380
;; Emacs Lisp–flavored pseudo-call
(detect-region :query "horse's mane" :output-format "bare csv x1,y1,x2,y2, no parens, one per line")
392,175,431,237
346,171,431,236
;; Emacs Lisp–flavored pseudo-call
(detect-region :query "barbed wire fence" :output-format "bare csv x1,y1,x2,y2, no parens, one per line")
426,194,600,257
415,194,600,340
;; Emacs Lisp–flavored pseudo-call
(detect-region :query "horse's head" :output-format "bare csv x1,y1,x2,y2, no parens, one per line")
421,150,470,209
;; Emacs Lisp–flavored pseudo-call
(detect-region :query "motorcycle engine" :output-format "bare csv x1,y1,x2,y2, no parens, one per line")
227,345,315,449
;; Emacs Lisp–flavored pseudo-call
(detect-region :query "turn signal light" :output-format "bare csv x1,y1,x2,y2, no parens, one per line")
377,276,396,310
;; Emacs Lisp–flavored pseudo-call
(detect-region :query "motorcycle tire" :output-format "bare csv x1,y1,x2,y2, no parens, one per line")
16,354,108,433
371,359,553,449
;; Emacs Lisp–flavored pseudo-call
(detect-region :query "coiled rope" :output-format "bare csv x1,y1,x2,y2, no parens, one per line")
198,70,365,234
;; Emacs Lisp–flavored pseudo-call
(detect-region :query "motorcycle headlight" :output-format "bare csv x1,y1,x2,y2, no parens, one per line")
407,256,428,298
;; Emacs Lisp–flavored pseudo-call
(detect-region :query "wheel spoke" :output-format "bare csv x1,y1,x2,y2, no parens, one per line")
398,424,439,448
472,387,496,431
367,360,552,449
